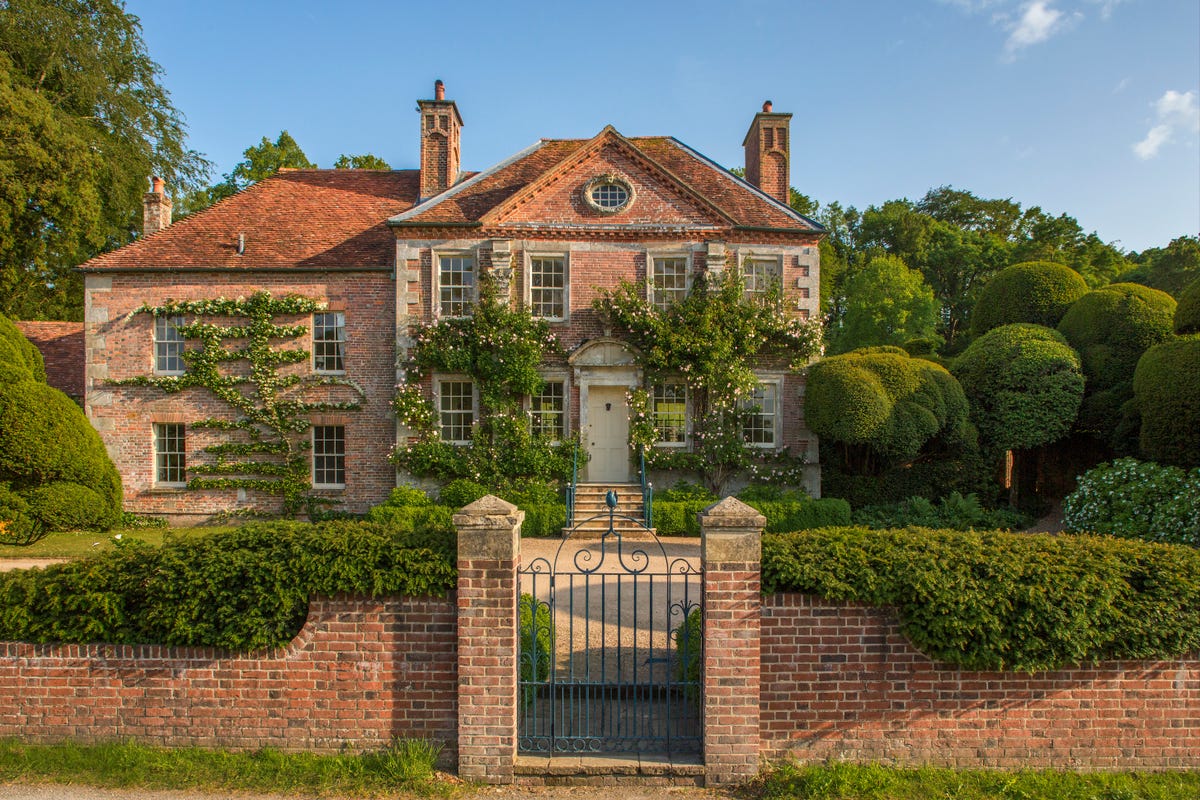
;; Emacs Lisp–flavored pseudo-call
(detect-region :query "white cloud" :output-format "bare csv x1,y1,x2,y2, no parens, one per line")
1112,77,1131,94
1003,1,1080,58
1133,90,1200,160
1087,0,1125,20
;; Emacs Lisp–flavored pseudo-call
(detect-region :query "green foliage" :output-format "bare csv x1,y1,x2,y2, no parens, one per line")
383,485,431,508
761,526,1200,671
0,520,456,649
830,254,941,354
821,450,997,507
1063,459,1200,546
735,484,808,503
597,266,822,493
656,481,717,503
1133,337,1200,468
177,132,314,216
806,347,974,474
672,607,701,693
361,504,454,537
332,153,391,170
0,482,44,545
20,481,117,531
1057,283,1177,446
119,512,169,530
1124,235,1200,298
113,292,363,515
652,496,850,536
970,261,1089,337
518,593,553,685
853,492,1031,531
1175,278,1200,334
0,314,46,381
951,324,1083,452
518,504,568,537
0,2,209,320
437,478,489,508
0,379,122,525
650,500,709,536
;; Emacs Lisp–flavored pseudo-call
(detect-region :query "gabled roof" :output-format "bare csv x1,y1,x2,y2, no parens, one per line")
14,321,85,399
389,128,823,234
82,170,421,272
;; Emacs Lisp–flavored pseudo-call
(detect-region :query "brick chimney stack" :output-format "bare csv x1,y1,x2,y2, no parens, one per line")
743,100,792,206
417,79,464,200
143,176,173,236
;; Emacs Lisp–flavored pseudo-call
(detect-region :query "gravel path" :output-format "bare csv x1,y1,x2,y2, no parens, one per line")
0,783,740,800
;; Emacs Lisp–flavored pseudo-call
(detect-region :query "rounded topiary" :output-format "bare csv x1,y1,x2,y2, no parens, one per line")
0,381,122,523
951,323,1083,451
970,261,1089,338
1176,278,1200,335
20,482,118,531
1057,282,1177,444
0,315,46,382
1133,337,1200,468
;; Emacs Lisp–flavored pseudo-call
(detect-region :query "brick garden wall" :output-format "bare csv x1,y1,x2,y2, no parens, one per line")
760,594,1200,769
0,595,457,755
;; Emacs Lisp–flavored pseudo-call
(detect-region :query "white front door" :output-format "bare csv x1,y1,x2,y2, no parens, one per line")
585,385,632,482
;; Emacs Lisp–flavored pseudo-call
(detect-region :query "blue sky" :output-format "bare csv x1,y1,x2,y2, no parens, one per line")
126,0,1198,252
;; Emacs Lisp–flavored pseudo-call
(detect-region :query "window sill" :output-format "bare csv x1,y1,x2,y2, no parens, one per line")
149,484,188,493
312,484,346,493
313,370,347,377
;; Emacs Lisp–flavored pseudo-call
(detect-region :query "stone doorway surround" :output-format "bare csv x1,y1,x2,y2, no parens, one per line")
569,338,641,484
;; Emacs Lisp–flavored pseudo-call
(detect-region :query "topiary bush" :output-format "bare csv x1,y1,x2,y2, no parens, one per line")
762,526,1200,671
970,261,1089,338
1057,282,1177,446
0,314,47,382
0,520,457,650
437,479,489,508
1063,458,1200,546
656,481,717,503
0,380,122,527
0,483,44,546
1175,278,1200,335
853,492,1031,531
383,485,431,508
1133,337,1200,468
19,482,118,532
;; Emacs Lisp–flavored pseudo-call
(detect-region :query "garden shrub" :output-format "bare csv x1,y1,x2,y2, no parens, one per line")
0,380,122,524
362,503,455,538
821,450,997,508
970,261,1089,337
518,593,553,684
384,486,431,508
519,503,567,537
655,481,717,503
853,492,1030,531
0,483,43,546
20,482,118,531
652,497,850,536
437,479,489,508
651,500,709,536
1175,278,1200,334
672,606,702,696
1133,337,1200,468
735,484,807,503
762,526,1200,671
1063,458,1200,546
0,520,457,650
0,314,46,382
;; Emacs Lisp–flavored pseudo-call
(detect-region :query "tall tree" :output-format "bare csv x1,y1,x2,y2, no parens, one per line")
176,130,315,217
830,255,941,354
333,153,391,170
1123,235,1200,297
0,0,209,320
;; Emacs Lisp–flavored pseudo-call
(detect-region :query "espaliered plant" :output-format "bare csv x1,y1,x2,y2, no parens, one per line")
596,265,823,494
113,292,364,515
391,279,574,486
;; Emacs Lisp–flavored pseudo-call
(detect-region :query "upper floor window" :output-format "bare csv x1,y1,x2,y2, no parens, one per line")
742,382,778,447
312,425,346,488
154,423,186,486
154,315,185,374
652,384,687,446
530,256,566,320
313,312,345,373
651,257,689,311
439,255,475,317
439,380,475,444
743,257,781,300
531,380,566,442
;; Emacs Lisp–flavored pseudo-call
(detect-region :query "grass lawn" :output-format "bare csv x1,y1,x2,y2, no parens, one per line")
0,525,236,559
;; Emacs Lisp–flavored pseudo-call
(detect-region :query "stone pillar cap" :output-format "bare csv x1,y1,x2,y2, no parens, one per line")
453,494,523,525
699,496,767,527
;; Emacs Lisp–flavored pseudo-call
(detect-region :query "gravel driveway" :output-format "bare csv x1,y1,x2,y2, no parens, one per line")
0,783,740,799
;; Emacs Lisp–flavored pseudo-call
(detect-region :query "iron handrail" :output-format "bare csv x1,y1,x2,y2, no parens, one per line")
566,442,578,527
639,447,653,528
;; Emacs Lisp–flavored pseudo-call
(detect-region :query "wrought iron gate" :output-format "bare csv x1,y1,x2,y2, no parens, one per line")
518,493,702,755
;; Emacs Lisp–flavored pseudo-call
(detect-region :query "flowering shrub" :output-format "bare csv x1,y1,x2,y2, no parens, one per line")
1063,458,1200,546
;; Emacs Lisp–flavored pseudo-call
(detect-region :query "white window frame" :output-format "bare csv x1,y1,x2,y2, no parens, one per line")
312,311,346,374
435,252,477,318
436,376,476,445
153,422,187,487
312,425,347,489
650,382,689,448
153,315,186,375
529,377,568,443
742,255,783,300
648,253,691,311
526,252,569,322
741,377,783,449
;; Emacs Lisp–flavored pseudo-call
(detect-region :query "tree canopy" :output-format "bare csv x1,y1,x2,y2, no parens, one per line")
1133,338,1200,469
970,261,1089,338
1123,236,1200,298
333,153,391,170
829,254,941,354
175,130,315,217
0,0,208,320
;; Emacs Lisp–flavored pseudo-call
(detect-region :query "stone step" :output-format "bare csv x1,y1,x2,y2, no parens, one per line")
514,754,704,787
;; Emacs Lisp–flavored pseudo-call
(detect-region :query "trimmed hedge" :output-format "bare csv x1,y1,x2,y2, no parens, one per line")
1133,337,1200,468
366,486,566,537
20,482,117,532
853,492,1030,531
1176,278,1200,334
0,520,456,650
970,261,1089,337
762,526,1200,671
652,497,851,536
0,314,46,382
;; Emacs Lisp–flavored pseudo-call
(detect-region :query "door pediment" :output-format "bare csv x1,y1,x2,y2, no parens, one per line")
568,337,640,368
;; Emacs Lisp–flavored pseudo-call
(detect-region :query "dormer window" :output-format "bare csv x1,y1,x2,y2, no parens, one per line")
584,174,634,214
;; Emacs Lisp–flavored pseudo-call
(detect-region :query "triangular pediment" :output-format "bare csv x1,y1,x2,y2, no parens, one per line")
481,127,734,230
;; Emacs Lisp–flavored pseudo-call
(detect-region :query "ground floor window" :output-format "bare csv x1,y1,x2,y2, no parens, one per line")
154,423,186,485
742,382,778,447
439,380,475,444
531,380,566,441
312,425,346,487
652,383,687,445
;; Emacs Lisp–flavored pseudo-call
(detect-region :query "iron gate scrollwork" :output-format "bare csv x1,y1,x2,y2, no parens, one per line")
518,492,702,756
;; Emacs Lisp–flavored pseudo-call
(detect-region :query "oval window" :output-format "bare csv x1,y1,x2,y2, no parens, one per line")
584,175,634,214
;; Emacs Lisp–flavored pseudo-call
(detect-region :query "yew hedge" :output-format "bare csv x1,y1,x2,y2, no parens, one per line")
762,526,1200,671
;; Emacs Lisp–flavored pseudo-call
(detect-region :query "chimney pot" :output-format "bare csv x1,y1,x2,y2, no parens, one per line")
435,79,445,101
143,176,173,236
762,100,773,112
743,103,792,206
151,175,166,194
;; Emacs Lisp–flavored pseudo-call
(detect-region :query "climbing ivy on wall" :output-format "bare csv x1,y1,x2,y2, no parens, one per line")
596,265,823,493
390,279,576,486
113,291,364,516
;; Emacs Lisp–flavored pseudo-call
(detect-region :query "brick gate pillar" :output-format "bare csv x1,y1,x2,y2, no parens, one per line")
453,495,524,783
699,496,765,786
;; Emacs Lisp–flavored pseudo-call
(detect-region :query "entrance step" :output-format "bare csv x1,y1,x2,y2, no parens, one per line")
566,483,651,538
514,753,704,787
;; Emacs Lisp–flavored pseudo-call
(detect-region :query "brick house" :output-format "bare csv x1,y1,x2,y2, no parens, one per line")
81,82,823,519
